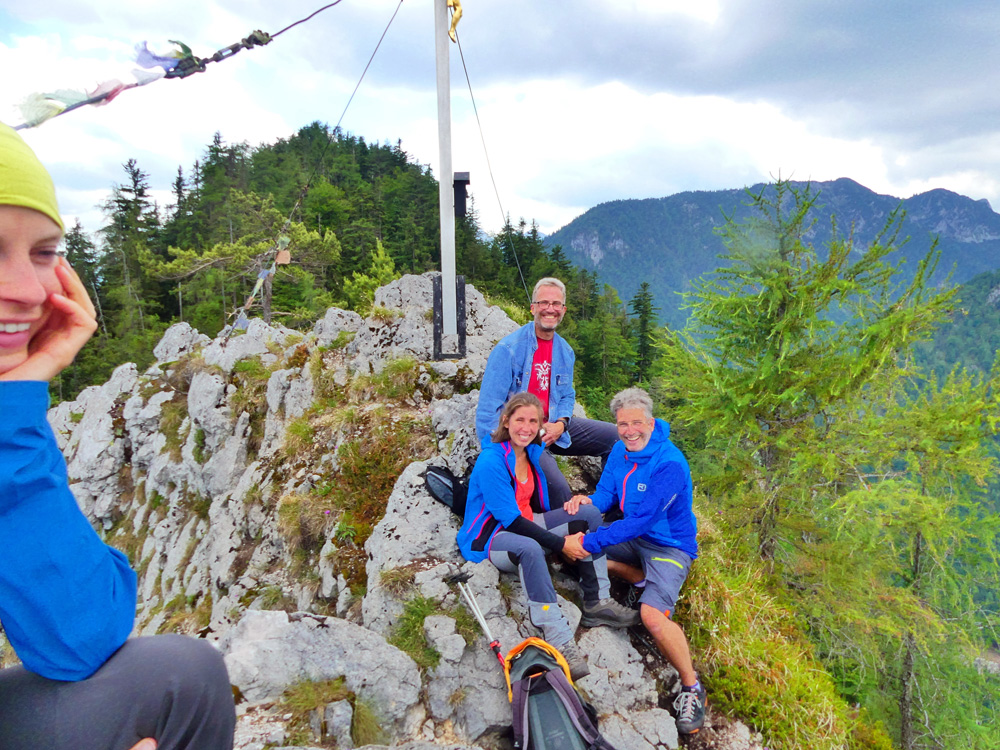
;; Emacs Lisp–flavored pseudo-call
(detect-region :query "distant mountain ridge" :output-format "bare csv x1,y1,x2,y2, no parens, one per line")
546,178,1000,328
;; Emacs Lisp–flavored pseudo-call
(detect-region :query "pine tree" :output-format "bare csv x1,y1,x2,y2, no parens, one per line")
628,281,660,383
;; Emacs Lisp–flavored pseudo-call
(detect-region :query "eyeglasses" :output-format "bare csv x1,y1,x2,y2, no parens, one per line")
532,300,565,309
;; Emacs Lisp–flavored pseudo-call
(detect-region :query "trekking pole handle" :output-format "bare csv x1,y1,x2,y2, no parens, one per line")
490,640,505,668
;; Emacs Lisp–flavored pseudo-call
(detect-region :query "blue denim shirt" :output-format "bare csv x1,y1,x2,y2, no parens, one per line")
475,322,576,448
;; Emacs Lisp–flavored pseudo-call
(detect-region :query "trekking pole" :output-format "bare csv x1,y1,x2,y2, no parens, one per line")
447,571,506,670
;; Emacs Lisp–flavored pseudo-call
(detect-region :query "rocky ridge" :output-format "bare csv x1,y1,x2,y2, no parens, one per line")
49,273,763,750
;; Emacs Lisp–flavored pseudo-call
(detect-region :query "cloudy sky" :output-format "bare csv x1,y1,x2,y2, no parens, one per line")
2,0,999,237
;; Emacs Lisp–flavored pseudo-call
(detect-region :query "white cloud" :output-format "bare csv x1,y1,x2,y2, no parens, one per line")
3,0,1000,246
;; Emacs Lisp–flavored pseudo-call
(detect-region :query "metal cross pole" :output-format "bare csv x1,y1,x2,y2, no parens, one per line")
434,0,457,336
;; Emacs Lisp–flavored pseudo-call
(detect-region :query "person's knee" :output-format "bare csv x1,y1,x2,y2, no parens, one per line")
131,635,232,704
576,502,603,530
640,603,674,636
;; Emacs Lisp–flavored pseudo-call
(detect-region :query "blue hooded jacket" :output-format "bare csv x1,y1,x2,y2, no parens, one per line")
0,381,137,681
456,441,553,563
581,418,698,559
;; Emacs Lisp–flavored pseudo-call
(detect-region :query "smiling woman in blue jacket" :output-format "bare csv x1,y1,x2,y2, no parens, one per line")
0,123,235,750
457,392,638,680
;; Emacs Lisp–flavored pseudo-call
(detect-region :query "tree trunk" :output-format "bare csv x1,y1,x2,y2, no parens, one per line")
263,272,273,325
900,632,916,750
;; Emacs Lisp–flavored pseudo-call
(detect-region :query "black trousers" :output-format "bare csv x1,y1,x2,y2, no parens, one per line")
541,415,619,507
0,635,235,750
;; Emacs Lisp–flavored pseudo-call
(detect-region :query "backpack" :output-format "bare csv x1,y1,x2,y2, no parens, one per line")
424,464,469,517
504,638,619,750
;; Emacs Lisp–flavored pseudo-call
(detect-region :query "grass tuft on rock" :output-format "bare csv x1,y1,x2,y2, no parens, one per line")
388,596,442,671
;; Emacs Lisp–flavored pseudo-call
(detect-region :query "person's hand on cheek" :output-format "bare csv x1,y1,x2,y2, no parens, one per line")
0,258,97,382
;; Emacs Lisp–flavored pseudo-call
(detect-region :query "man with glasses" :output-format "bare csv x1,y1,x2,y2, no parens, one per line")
476,277,618,507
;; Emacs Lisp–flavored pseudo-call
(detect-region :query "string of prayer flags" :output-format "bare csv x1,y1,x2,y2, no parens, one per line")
15,69,166,130
133,40,191,72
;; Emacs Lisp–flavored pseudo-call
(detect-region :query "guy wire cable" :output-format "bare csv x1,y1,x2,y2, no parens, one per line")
12,1,350,130
224,0,406,336
454,27,532,306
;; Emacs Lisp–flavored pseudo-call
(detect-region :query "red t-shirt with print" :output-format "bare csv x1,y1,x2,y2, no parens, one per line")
527,337,553,422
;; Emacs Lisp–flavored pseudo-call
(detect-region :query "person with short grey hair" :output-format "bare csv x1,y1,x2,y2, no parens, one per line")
608,387,653,420
475,277,618,507
562,386,705,734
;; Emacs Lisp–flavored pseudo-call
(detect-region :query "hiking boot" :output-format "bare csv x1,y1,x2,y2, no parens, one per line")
555,639,590,681
673,685,706,734
580,597,641,628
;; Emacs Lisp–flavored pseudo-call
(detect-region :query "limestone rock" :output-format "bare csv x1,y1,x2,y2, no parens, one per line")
221,610,423,740
154,322,211,363
313,307,364,347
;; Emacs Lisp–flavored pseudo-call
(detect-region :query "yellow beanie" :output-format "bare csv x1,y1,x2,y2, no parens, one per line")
0,123,64,231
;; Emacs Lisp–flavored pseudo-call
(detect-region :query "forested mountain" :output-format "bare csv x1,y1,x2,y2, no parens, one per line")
547,178,1000,328
916,268,1000,378
53,122,643,410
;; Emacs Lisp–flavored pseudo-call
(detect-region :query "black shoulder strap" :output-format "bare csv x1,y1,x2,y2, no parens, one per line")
511,675,531,749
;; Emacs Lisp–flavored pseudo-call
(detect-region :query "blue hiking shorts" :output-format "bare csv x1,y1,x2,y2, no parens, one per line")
604,537,692,617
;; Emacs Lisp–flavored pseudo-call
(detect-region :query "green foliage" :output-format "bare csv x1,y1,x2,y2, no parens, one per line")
387,596,443,670
278,677,388,747
343,240,400,315
658,180,1000,748
683,512,894,749
160,395,189,462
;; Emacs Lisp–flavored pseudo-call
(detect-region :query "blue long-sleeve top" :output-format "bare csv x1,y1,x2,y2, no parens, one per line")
0,381,136,681
582,419,698,559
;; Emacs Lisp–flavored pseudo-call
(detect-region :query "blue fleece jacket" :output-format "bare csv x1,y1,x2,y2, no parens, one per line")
0,381,136,681
475,323,576,448
456,441,553,563
582,419,698,559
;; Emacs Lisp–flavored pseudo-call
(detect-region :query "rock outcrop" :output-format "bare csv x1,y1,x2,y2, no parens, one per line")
45,272,761,750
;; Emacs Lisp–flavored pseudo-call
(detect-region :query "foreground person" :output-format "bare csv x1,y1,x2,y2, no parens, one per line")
563,387,706,734
457,393,637,680
0,123,236,750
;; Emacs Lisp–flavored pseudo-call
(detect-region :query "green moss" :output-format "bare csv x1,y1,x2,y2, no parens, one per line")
180,492,211,520
192,428,207,463
69,410,84,424
283,417,316,458
160,395,189,462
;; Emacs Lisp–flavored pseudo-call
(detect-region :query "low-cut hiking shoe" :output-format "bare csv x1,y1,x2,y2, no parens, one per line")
673,685,706,734
580,597,641,628
624,584,643,610
556,638,590,681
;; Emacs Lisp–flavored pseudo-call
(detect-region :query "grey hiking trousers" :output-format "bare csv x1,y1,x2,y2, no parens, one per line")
488,504,610,645
0,634,235,750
